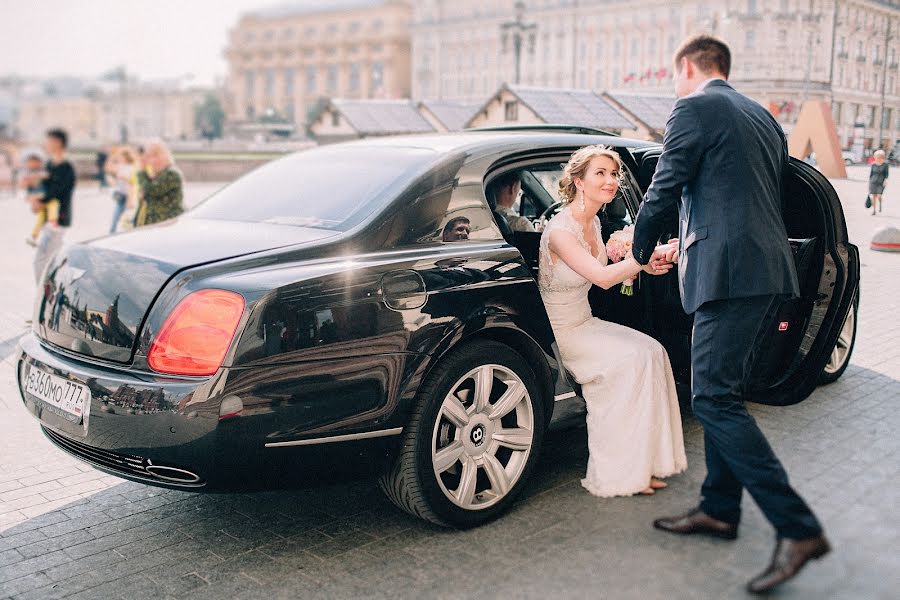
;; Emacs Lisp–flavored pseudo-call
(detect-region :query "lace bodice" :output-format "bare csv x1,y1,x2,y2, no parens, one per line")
538,207,607,331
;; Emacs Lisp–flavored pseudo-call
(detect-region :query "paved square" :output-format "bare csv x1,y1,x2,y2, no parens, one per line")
0,170,897,599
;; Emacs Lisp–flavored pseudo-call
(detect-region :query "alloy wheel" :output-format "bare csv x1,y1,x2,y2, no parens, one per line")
431,364,534,510
823,306,856,375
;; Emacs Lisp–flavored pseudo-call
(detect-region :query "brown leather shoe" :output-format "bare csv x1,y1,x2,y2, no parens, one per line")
652,507,738,540
747,535,831,594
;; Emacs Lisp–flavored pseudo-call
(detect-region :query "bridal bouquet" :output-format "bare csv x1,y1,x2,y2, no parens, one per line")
605,225,636,296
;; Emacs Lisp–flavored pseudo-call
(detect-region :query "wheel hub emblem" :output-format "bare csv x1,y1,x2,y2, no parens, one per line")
470,424,485,446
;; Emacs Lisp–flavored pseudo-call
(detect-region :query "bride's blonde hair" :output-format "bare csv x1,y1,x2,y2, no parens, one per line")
558,145,624,204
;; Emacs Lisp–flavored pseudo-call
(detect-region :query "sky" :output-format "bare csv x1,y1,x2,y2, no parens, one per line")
0,0,281,86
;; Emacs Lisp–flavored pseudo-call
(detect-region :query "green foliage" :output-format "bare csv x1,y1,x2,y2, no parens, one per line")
195,94,225,140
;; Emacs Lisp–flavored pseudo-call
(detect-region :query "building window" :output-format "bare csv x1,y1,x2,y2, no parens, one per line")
327,23,338,34
349,63,360,92
265,69,275,98
245,71,255,98
504,100,518,121
372,19,384,32
305,66,317,94
331,111,340,127
349,21,361,33
882,108,892,130
327,65,338,93
747,0,757,15
778,29,787,44
745,30,755,50
284,69,294,98
833,102,842,125
305,26,316,36
371,42,384,53
613,38,621,57
372,62,384,89
630,37,639,57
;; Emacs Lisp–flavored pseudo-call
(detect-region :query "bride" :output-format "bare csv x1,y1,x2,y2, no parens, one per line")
538,145,688,497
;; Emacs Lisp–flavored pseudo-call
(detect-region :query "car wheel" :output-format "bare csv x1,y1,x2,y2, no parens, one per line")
819,298,858,385
379,341,545,528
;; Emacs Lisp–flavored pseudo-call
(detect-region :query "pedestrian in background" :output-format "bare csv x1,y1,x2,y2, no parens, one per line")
106,147,137,233
31,129,75,283
868,149,889,215
19,152,57,246
134,141,184,226
96,146,108,189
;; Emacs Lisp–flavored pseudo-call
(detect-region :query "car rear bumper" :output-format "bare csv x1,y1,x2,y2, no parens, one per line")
15,332,404,491
16,332,222,489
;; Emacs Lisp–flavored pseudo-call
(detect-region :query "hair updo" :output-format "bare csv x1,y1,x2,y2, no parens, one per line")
557,145,624,204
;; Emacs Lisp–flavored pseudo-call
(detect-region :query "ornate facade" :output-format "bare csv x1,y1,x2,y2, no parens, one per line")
224,0,412,129
412,0,900,149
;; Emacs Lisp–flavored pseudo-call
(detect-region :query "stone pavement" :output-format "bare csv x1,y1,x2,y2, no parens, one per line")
0,170,898,600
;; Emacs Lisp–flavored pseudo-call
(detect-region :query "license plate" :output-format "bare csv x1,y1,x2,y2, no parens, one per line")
24,366,90,421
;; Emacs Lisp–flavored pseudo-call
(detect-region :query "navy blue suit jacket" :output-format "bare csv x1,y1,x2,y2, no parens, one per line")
632,79,800,314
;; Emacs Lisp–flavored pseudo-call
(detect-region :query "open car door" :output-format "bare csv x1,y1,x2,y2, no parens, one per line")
632,149,860,406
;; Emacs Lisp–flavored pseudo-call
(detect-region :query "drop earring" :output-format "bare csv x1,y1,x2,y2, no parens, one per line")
578,189,586,214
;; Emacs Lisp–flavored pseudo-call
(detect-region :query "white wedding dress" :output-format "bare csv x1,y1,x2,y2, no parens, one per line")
538,207,687,497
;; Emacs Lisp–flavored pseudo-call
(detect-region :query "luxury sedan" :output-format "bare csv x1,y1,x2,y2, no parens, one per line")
16,127,860,528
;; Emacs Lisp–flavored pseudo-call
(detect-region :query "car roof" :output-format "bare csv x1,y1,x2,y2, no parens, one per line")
332,130,660,156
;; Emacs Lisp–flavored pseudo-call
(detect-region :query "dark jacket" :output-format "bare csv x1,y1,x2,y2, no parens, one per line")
43,159,76,227
632,79,799,314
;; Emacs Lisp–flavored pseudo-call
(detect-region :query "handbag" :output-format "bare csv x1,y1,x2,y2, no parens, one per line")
865,194,872,209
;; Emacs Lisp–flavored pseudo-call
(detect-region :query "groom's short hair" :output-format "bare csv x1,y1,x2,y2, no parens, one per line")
674,35,731,78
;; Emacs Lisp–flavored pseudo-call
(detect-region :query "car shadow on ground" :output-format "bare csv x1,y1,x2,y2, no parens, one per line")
1,363,897,599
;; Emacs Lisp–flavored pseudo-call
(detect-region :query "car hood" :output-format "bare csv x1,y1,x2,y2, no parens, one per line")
33,218,338,363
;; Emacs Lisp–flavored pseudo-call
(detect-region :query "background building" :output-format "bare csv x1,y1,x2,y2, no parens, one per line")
412,0,900,150
14,78,213,146
224,0,412,132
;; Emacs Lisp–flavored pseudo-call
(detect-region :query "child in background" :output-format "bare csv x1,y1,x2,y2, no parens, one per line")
22,153,59,247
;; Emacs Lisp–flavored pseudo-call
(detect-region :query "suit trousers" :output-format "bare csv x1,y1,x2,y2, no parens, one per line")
691,294,823,539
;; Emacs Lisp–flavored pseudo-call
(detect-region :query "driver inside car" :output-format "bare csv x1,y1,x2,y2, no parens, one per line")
492,171,536,233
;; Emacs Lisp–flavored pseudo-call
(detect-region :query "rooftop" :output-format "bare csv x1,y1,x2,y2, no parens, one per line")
507,86,636,131
251,0,390,19
332,99,435,135
606,93,676,131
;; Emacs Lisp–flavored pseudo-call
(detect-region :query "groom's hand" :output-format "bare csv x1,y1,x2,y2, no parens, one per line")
666,238,679,263
643,246,675,276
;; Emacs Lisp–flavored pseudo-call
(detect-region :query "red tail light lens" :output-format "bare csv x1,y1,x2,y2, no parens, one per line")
148,290,245,376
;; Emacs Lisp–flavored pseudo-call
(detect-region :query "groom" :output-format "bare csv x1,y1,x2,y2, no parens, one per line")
632,35,830,594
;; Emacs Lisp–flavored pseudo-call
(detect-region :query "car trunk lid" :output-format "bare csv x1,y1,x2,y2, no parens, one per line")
34,218,338,363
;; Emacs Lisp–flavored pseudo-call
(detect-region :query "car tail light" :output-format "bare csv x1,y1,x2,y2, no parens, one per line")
148,290,245,376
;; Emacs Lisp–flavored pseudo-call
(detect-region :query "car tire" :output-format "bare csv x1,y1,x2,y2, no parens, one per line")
818,296,858,385
379,340,546,528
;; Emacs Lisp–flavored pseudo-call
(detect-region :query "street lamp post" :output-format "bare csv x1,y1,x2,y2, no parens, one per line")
500,1,537,85
877,19,893,152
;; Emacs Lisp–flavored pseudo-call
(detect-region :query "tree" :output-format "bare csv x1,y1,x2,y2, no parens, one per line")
194,94,225,141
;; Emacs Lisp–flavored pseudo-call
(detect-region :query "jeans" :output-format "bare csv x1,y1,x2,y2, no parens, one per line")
110,192,127,233
33,225,65,284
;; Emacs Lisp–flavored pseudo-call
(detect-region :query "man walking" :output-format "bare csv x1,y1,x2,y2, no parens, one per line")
32,129,75,283
632,36,830,594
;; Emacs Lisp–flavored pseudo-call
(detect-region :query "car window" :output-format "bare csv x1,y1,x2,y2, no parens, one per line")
188,146,437,231
436,183,502,243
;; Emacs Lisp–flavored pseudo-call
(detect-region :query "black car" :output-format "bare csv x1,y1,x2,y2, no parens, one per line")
16,127,860,528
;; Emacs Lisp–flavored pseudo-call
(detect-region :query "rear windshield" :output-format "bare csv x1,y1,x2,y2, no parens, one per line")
188,145,436,231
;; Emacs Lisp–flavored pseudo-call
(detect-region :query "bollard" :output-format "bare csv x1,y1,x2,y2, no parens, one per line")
871,226,900,252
